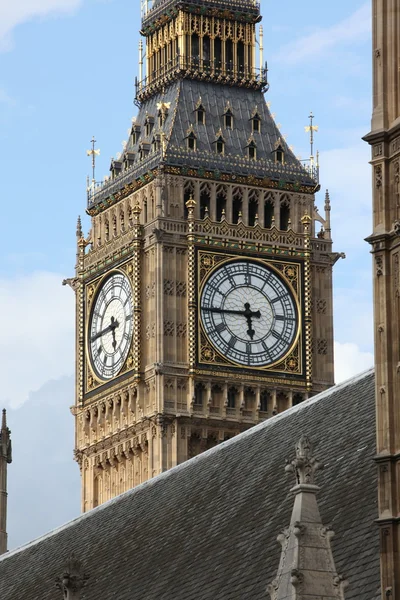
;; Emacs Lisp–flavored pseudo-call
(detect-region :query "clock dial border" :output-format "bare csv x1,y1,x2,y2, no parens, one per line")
196,250,305,376
85,266,134,391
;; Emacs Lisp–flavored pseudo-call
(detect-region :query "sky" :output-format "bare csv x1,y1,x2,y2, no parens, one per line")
0,0,374,550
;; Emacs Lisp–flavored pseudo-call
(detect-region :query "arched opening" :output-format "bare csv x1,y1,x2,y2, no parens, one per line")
260,390,270,413
248,196,258,226
264,199,274,228
277,392,289,413
211,384,223,413
216,192,226,220
227,387,237,408
200,189,210,219
232,190,242,224
244,387,256,410
191,33,200,63
214,37,222,71
194,383,206,406
203,35,211,68
215,136,225,155
280,201,290,230
143,201,148,223
226,39,234,72
237,41,245,75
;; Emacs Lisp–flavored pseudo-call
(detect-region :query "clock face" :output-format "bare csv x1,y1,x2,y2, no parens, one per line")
88,272,133,380
200,260,298,368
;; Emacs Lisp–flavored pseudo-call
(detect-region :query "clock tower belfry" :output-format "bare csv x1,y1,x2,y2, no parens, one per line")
70,0,340,512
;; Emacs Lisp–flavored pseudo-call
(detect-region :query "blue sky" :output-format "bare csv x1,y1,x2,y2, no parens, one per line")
0,0,374,548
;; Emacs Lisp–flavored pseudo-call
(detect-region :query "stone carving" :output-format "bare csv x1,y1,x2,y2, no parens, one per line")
164,321,175,336
55,554,89,600
176,323,187,338
375,164,383,188
317,339,328,355
316,298,327,314
376,255,384,277
164,279,174,295
285,435,322,485
176,281,187,297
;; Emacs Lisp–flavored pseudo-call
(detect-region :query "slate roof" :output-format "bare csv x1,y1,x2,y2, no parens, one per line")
88,79,315,210
0,368,379,599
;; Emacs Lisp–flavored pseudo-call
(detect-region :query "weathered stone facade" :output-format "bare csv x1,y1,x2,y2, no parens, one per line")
364,1,400,598
69,0,339,512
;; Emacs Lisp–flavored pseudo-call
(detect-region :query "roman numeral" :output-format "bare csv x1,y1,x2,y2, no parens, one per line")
216,322,226,333
228,336,237,348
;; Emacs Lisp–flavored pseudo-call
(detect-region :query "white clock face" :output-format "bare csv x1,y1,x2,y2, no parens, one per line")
200,260,298,367
88,272,133,380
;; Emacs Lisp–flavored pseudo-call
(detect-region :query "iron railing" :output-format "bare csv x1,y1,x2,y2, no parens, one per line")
135,54,268,105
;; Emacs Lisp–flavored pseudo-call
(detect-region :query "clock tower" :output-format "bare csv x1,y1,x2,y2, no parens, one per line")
69,0,340,512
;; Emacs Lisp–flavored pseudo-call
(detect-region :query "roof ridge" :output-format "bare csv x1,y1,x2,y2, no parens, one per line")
0,367,374,563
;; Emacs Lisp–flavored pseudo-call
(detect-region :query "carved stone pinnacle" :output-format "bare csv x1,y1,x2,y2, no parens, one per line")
285,435,323,486
55,554,89,600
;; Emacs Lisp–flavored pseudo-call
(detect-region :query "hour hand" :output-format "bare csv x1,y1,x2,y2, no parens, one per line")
90,317,119,343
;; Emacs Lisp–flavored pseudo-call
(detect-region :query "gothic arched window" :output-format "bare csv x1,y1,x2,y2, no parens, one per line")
264,197,274,228
196,104,206,125
280,199,290,231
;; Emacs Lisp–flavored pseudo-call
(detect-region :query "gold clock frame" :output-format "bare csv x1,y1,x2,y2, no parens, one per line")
196,249,305,377
85,268,134,388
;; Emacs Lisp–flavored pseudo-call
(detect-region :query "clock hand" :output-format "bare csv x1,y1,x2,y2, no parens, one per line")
243,303,261,340
90,316,120,343
203,307,252,316
203,303,261,340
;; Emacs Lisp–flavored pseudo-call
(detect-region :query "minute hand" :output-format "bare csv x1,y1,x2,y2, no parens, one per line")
203,307,252,316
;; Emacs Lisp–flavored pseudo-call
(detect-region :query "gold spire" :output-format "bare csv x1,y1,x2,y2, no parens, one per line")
304,112,319,169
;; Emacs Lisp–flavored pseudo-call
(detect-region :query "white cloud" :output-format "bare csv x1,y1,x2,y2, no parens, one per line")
0,0,82,51
0,272,74,407
334,341,373,383
274,3,371,65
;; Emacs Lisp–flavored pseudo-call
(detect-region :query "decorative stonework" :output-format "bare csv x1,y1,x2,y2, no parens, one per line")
55,554,89,600
268,436,347,600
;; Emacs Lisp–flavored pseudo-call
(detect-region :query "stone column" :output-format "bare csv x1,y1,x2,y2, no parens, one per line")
0,410,11,556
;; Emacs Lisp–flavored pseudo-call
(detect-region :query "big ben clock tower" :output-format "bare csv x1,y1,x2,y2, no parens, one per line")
69,0,340,512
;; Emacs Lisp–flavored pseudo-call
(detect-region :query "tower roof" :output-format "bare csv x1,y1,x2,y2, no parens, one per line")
0,369,379,599
88,80,316,212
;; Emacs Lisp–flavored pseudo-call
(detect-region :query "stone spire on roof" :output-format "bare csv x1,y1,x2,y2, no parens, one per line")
0,409,12,556
55,554,89,600
267,435,348,600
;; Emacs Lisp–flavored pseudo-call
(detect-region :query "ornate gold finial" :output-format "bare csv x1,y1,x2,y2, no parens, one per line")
132,202,142,218
185,196,196,210
221,208,226,220
86,136,100,186
301,213,312,236
186,196,196,220
304,112,318,169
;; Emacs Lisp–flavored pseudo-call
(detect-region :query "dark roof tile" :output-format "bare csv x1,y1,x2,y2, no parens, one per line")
0,369,379,599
